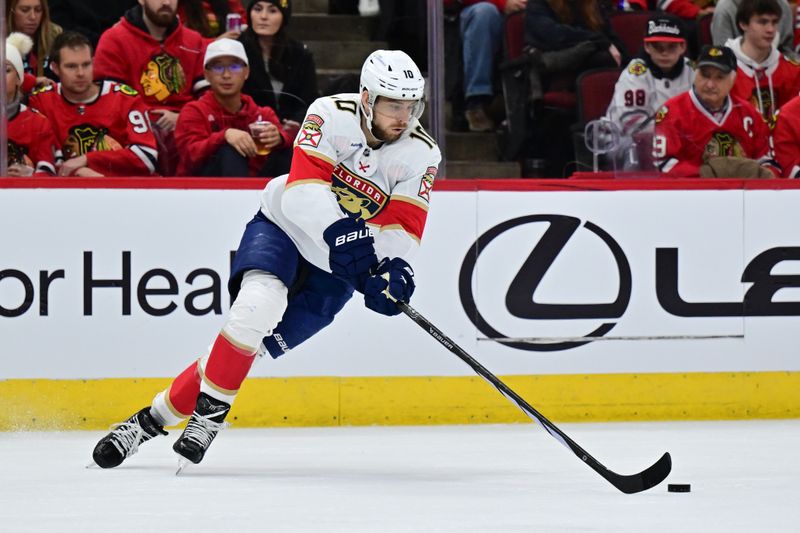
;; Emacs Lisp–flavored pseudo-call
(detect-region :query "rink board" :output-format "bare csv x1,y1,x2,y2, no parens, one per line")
1,178,799,429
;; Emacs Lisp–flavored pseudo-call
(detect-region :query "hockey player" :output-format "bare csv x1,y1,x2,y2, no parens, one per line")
28,32,159,177
5,32,60,176
92,50,441,468
725,0,800,127
771,93,800,177
653,45,777,177
606,14,693,134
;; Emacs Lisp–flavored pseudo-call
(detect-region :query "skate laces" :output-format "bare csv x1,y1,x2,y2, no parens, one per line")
108,421,146,458
183,412,230,448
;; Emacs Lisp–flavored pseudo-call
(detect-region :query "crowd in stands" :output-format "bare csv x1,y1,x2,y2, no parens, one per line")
6,0,800,178
446,0,800,178
5,0,314,178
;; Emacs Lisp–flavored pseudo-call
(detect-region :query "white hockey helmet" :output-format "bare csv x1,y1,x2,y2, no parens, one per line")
359,50,425,133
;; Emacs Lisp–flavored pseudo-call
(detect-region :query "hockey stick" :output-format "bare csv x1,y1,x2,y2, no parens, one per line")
396,300,672,494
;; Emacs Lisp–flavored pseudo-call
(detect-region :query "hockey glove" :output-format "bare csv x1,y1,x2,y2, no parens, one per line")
363,257,415,316
322,217,378,292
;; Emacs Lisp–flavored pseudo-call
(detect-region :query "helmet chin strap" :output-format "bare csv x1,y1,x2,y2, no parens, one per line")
360,92,388,143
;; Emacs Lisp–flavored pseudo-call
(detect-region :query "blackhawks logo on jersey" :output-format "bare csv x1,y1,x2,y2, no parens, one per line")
703,131,745,161
331,163,387,220
628,60,648,76
7,140,33,167
63,124,123,159
751,87,776,128
140,53,186,102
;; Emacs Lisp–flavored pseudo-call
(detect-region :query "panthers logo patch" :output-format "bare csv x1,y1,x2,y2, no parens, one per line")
628,61,648,76
418,166,436,202
298,114,324,148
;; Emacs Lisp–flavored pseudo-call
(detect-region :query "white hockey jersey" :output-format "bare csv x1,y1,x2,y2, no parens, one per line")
606,57,694,133
260,93,442,273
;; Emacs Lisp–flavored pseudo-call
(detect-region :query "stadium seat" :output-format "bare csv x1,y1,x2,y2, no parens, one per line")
609,11,654,58
572,67,622,172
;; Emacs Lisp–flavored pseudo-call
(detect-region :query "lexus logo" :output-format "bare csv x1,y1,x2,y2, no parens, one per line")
459,215,632,351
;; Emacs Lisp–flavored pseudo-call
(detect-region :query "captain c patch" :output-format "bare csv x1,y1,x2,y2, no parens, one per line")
298,114,324,148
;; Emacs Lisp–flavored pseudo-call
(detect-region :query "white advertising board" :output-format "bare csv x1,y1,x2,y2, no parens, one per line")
1,184,798,379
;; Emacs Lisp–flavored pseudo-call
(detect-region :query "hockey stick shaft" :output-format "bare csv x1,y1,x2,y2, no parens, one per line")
396,300,671,494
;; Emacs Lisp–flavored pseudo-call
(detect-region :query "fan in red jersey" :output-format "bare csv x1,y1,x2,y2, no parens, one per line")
653,45,778,177
772,94,800,177
5,32,60,176
726,0,800,128
28,32,159,177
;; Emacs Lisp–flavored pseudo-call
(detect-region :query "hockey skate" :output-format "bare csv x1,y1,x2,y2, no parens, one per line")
173,392,230,470
92,407,168,468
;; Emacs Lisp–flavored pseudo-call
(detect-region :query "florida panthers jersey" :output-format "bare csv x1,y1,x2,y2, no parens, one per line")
606,57,694,132
260,93,442,273
28,81,159,176
654,90,773,176
7,104,61,175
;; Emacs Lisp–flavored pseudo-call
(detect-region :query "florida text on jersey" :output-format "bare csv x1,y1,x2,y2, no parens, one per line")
259,93,442,273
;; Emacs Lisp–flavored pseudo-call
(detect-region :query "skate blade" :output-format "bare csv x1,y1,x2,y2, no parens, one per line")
175,457,191,476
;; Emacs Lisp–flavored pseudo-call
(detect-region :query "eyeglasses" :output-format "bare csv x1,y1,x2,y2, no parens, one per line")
206,63,246,75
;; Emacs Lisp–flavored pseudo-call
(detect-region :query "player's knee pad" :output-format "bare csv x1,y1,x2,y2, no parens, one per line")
222,270,289,350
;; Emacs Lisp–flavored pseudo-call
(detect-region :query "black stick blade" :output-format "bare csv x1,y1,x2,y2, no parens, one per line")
605,452,672,494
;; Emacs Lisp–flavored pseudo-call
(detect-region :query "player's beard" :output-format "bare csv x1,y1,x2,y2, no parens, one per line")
144,4,177,27
371,122,404,143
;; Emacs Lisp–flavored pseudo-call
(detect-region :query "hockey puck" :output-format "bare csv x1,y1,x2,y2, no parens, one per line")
668,484,691,493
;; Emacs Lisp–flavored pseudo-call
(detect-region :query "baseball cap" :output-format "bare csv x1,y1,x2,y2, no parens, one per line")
643,14,685,43
696,45,737,73
204,38,249,67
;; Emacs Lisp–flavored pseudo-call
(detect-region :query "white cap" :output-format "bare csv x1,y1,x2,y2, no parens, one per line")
203,38,248,67
6,32,34,81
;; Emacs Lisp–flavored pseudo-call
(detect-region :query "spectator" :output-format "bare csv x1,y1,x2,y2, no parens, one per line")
239,0,318,139
712,0,795,57
771,94,800,177
445,0,527,132
5,0,62,90
524,0,626,99
175,38,291,177
725,0,800,127
178,0,246,39
653,45,777,177
5,32,60,176
93,0,208,175
48,1,136,48
606,13,694,132
656,0,715,23
29,32,160,177
94,0,208,131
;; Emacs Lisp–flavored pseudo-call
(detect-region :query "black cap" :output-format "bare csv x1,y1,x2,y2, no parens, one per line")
247,0,292,26
644,14,685,43
696,45,737,73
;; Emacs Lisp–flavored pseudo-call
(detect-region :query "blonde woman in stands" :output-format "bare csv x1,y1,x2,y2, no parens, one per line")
5,0,62,91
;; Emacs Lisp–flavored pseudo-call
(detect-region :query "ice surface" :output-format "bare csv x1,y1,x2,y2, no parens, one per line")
1,420,798,532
